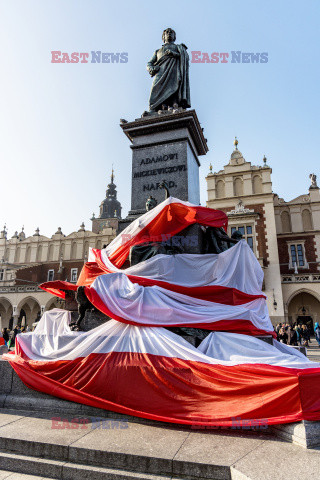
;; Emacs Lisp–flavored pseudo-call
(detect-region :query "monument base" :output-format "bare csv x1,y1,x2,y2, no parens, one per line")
0,359,317,449
271,421,320,449
120,109,208,221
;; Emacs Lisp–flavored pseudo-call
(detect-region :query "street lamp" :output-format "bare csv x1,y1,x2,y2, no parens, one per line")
273,289,277,310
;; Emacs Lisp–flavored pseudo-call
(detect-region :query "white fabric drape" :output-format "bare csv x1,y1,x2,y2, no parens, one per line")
92,240,264,296
90,272,273,332
17,309,319,370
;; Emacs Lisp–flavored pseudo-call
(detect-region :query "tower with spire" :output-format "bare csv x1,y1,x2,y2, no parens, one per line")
91,169,122,233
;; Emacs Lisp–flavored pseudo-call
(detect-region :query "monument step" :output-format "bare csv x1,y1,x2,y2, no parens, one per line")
0,408,271,480
0,451,176,480
0,468,58,479
0,409,319,479
0,450,63,479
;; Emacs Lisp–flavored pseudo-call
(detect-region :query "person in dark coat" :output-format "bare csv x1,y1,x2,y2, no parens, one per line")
1,328,9,345
301,324,310,347
278,327,288,344
288,326,298,346
8,325,20,350
294,325,301,345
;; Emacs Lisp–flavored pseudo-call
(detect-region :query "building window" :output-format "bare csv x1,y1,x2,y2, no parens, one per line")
230,225,254,250
0,269,4,281
47,269,54,282
289,243,307,268
71,268,78,283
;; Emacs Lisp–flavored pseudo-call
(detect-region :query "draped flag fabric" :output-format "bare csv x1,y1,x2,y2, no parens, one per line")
85,271,274,336
40,197,274,337
5,309,320,426
97,197,229,268
7,197,320,426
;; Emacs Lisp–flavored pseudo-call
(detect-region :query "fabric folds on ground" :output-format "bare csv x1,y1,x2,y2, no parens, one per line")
5,309,320,427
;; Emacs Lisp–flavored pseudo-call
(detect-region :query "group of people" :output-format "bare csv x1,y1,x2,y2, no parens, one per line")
1,325,31,350
276,322,320,348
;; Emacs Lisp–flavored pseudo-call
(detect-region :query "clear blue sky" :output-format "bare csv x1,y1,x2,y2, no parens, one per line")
1,0,319,237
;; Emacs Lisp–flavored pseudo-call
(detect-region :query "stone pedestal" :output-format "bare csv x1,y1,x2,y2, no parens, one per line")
271,421,320,448
257,335,274,345
119,109,208,230
0,346,8,355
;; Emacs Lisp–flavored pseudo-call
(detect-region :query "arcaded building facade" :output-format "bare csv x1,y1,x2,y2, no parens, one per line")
206,139,320,327
0,172,121,329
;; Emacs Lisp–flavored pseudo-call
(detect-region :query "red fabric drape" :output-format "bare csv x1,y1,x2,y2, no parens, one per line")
8,349,320,426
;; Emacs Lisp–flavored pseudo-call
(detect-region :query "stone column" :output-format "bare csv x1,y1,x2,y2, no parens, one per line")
12,314,19,329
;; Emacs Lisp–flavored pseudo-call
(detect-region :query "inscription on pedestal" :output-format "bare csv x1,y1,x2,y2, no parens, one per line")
131,142,193,210
134,153,187,194
121,110,208,219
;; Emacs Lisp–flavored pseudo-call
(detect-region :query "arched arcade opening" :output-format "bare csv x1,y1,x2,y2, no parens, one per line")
287,291,320,332
16,297,41,329
0,298,13,330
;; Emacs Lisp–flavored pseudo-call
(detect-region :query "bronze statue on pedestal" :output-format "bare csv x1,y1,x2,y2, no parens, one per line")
146,28,191,113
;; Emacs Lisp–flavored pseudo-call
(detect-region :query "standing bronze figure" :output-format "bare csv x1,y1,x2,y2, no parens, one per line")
147,28,191,112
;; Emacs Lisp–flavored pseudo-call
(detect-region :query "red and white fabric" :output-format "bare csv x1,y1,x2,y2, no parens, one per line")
85,271,274,336
6,309,320,426
98,197,228,268
85,231,275,336
91,236,264,295
40,198,273,336
9,198,320,425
